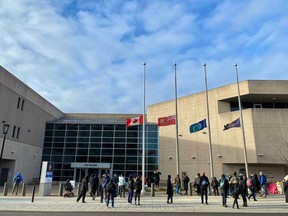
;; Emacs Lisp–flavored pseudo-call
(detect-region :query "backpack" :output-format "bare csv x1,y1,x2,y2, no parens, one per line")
219,179,225,189
201,179,208,186
107,182,115,193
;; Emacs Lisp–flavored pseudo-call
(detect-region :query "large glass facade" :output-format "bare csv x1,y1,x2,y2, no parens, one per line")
42,122,158,181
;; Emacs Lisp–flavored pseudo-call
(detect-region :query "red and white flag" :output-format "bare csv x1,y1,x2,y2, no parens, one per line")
158,115,176,127
126,115,143,127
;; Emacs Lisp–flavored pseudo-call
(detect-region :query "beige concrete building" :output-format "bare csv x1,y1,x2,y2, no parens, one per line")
147,80,288,182
0,66,64,185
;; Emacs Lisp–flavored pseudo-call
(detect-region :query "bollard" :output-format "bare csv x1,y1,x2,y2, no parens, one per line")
21,182,26,196
151,182,155,197
3,182,8,196
77,183,81,197
31,186,36,202
59,183,63,196
188,182,193,196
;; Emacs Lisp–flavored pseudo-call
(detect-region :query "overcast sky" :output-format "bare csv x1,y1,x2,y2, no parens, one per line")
1,0,288,114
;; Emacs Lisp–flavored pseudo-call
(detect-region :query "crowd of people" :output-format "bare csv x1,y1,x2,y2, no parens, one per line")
66,169,288,208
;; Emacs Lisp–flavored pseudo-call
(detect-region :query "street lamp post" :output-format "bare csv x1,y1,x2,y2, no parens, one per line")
0,123,10,179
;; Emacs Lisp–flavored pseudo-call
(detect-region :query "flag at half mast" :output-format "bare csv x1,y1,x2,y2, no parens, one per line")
189,119,207,133
126,115,143,127
158,115,176,126
223,118,241,130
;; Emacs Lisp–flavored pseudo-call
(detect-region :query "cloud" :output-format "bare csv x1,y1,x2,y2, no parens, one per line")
1,0,288,113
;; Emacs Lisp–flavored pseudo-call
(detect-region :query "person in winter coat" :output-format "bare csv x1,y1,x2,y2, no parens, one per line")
134,175,142,205
195,173,201,195
239,175,248,207
211,176,219,196
219,174,229,207
118,174,126,198
182,173,190,195
247,175,257,201
105,178,117,208
11,172,23,195
259,172,267,198
90,174,99,200
166,175,173,204
174,174,181,195
77,175,89,203
127,174,134,204
200,172,209,205
283,175,288,203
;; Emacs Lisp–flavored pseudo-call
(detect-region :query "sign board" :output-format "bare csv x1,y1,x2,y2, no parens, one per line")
71,162,110,169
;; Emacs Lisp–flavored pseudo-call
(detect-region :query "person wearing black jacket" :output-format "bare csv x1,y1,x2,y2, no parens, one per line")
200,172,209,205
166,175,173,204
134,175,142,205
219,174,229,207
77,175,89,203
127,174,134,204
239,175,248,207
90,174,99,200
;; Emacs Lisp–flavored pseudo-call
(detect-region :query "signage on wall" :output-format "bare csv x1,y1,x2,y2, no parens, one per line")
71,162,110,169
46,161,54,182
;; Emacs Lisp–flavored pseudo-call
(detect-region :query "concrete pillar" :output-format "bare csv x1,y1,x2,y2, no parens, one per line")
188,182,193,196
21,182,26,196
59,183,63,196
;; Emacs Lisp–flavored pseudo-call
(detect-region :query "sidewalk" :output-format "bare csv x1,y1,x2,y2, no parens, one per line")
0,189,287,213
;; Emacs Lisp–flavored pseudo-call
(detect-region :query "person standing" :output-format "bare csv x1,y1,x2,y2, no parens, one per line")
154,169,161,190
11,172,23,195
127,174,134,204
90,174,99,200
195,173,201,195
259,172,267,198
105,178,117,208
134,175,142,205
166,175,173,204
200,172,209,205
174,174,181,195
118,174,126,198
211,177,219,196
219,174,229,207
77,175,89,203
283,175,288,203
182,173,190,195
239,175,248,207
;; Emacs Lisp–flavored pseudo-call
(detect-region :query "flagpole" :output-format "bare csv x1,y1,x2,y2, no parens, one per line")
234,63,249,177
174,63,180,175
203,63,214,178
141,62,146,193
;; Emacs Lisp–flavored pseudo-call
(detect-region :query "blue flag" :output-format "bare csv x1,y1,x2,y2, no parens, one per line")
189,119,207,133
223,118,241,130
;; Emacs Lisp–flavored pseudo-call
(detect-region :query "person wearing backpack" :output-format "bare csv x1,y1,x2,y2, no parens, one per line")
211,177,219,196
11,172,23,195
105,178,117,208
219,174,229,207
200,172,209,205
127,174,134,204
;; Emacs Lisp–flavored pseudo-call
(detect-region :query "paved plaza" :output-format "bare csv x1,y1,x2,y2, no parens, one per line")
0,187,287,213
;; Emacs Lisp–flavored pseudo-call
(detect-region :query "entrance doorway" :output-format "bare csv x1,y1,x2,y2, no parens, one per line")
0,168,9,186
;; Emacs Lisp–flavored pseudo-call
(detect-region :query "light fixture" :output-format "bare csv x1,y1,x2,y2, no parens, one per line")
257,153,264,156
191,156,196,159
217,155,222,158
168,156,172,160
33,154,36,157
11,151,15,154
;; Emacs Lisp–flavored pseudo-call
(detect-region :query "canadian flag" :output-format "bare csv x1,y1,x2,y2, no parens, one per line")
126,115,144,127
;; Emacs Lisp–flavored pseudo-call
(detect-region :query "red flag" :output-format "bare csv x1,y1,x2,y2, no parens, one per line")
126,115,143,127
158,115,176,127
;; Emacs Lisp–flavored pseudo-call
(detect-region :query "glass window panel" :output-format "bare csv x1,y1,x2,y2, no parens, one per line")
64,148,76,155
127,143,137,149
46,124,54,130
262,102,274,108
147,144,158,149
67,124,78,130
147,139,158,144
78,137,89,142
114,157,125,163
103,125,114,130
66,142,76,148
103,131,114,137
126,157,137,163
54,130,65,137
90,137,101,142
115,125,126,130
63,163,72,169
148,125,158,131
67,131,78,137
127,138,138,143
114,149,125,155
88,156,100,162
102,149,112,155
115,131,125,137
274,102,287,108
79,124,90,130
113,164,125,170
230,102,239,111
44,142,52,147
147,149,158,156
53,142,64,148
126,149,138,156
45,131,53,136
53,137,64,142
51,156,63,162
91,125,102,130
115,138,125,143
44,137,52,142
63,156,75,162
52,148,63,155
147,132,157,138
91,131,102,137
101,156,112,163
89,149,100,155
55,124,66,130
78,142,89,148
102,143,113,148
79,131,90,137
115,143,125,148
148,157,158,164
103,137,113,142
76,156,87,162
126,164,137,170
42,155,50,161
242,102,254,109
77,149,88,155
127,131,138,137
90,142,101,148
148,165,158,171
43,148,51,155
53,163,62,169
127,126,138,131
62,170,74,178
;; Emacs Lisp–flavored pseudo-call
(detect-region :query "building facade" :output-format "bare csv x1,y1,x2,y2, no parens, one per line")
147,80,288,183
42,114,159,182
0,66,64,185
